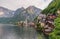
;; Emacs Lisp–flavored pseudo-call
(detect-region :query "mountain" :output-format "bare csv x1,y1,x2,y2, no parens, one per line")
26,6,41,14
0,7,14,17
14,6,41,21
14,7,25,16
13,7,26,21
42,0,60,14
26,6,41,21
0,7,15,23
0,6,41,23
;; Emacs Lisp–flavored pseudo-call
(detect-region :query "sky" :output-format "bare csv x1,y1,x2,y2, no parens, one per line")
0,0,52,10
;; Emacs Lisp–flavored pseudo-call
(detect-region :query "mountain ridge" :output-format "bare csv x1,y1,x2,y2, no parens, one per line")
0,6,14,17
0,6,42,23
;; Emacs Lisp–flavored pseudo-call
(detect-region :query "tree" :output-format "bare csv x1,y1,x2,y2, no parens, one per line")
42,0,60,14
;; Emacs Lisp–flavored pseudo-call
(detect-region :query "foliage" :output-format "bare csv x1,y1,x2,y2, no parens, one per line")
42,0,60,14
49,16,60,39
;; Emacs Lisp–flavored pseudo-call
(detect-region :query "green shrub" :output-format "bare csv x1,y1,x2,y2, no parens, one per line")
49,17,60,39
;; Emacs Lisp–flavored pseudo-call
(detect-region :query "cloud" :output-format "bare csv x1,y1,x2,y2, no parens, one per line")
0,0,52,10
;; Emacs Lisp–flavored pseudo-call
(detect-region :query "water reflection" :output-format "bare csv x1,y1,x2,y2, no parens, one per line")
0,24,37,39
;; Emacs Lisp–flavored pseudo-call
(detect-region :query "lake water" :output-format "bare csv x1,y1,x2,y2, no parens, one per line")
0,24,38,39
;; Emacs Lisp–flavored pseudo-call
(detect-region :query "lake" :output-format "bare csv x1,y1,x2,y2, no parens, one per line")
0,24,38,39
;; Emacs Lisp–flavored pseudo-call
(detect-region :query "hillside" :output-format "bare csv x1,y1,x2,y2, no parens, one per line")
41,0,60,39
42,0,60,14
